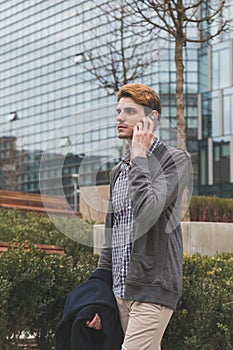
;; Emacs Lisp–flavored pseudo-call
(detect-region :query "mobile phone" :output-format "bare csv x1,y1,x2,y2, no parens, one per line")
147,113,159,132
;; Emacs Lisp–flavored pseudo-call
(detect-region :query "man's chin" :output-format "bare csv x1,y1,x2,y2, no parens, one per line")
118,133,132,140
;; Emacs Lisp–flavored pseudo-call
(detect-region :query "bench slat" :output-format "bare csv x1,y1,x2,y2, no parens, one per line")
0,241,65,255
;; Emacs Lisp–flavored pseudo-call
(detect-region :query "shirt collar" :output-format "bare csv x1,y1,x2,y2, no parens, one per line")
148,137,161,156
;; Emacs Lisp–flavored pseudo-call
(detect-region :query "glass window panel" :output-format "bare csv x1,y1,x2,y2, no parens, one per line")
219,49,230,89
200,148,208,185
212,51,219,90
223,94,233,135
212,97,220,137
213,142,230,184
214,145,220,161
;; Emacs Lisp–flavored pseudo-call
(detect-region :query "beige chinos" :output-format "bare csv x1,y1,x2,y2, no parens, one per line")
116,297,173,350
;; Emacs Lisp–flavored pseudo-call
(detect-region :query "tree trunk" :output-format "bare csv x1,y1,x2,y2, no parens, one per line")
175,37,190,220
175,38,186,150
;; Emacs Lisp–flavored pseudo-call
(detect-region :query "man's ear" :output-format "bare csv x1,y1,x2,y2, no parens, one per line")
152,110,160,131
152,110,159,121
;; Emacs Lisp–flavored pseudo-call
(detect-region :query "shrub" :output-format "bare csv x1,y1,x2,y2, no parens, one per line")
0,243,98,349
0,208,232,349
0,208,94,262
0,208,99,349
189,196,233,222
162,253,233,349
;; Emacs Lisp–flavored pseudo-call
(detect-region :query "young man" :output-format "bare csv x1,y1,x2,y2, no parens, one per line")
89,83,192,349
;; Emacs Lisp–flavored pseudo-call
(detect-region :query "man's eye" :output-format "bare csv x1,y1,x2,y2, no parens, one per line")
126,109,135,114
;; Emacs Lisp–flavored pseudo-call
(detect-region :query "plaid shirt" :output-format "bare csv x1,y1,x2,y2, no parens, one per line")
112,138,161,298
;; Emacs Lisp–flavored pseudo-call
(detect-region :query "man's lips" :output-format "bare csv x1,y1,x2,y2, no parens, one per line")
117,124,128,130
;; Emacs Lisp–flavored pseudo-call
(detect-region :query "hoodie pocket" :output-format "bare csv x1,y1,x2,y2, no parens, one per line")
126,253,161,285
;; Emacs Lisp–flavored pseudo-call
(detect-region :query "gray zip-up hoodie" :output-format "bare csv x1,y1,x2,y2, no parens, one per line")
98,143,192,310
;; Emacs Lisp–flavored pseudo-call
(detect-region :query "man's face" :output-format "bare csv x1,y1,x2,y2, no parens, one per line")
116,97,146,140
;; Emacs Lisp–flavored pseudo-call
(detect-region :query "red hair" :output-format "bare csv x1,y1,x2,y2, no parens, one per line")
117,83,162,116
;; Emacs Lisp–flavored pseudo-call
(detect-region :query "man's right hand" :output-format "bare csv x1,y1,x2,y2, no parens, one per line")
86,313,102,330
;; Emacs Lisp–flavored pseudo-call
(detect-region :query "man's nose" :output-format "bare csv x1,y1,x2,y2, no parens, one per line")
116,112,125,123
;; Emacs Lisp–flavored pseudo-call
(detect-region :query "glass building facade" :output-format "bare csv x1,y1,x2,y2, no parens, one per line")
0,1,232,208
198,29,233,197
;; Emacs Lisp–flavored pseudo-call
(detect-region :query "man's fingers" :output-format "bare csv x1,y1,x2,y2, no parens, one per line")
135,117,154,133
142,117,149,130
135,121,143,131
86,313,102,330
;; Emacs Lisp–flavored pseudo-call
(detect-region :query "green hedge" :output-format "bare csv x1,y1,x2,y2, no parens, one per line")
0,208,94,262
0,208,99,349
163,253,233,349
189,196,233,222
0,243,98,350
0,208,232,348
0,247,232,349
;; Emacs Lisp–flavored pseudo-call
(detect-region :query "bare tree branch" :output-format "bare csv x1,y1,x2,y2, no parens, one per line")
77,1,161,94
126,0,233,149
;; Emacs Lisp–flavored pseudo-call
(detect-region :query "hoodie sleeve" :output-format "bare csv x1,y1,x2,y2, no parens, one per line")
128,147,192,233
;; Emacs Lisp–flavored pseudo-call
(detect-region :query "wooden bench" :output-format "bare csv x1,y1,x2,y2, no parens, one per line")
0,190,82,217
0,241,65,255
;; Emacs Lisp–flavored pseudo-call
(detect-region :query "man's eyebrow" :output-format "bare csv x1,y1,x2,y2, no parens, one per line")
116,106,137,112
126,107,137,110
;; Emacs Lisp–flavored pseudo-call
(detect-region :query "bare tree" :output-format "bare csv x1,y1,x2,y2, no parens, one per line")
126,0,232,149
77,1,161,95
